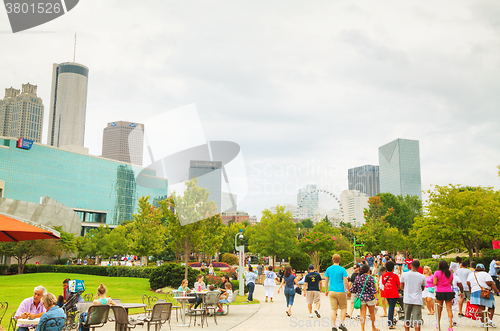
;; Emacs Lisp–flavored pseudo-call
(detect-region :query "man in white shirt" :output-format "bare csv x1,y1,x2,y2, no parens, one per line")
400,260,426,331
455,260,472,316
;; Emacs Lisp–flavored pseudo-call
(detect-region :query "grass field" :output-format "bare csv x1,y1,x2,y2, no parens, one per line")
0,273,258,328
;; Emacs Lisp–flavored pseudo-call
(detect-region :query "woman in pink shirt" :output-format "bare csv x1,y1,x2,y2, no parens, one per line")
433,260,454,331
422,266,435,315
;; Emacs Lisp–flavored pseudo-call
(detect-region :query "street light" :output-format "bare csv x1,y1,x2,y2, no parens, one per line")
353,236,364,267
234,229,244,295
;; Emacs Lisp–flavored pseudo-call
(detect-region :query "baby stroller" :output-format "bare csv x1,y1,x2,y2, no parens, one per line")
393,290,405,327
63,280,85,330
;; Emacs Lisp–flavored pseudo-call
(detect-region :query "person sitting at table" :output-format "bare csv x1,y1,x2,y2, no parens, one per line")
220,275,234,294
217,283,233,313
92,284,117,305
193,275,207,309
15,285,47,331
35,293,66,331
208,285,215,291
178,279,196,309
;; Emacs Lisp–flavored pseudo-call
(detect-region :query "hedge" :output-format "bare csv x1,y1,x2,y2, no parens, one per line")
0,264,155,278
149,263,200,290
187,262,230,268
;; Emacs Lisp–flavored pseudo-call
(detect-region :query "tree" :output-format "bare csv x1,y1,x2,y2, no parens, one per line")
296,219,314,229
47,226,77,264
161,178,218,278
0,240,49,274
196,214,227,261
413,185,500,261
220,222,249,255
296,231,339,271
313,218,339,235
377,193,422,235
128,196,167,265
247,205,297,267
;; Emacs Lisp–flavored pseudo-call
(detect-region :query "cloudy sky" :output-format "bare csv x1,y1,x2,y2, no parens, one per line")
1,1,499,217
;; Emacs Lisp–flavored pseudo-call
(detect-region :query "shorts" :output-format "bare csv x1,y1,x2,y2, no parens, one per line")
306,291,321,305
470,290,495,308
435,292,455,301
350,293,357,301
361,299,376,306
396,264,402,267
220,299,229,304
463,291,471,300
404,304,423,325
329,292,347,310
422,288,435,299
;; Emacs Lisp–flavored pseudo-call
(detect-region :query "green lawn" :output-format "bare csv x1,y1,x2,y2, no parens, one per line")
0,273,258,328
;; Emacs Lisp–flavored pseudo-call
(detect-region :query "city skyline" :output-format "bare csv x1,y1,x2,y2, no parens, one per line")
1,1,499,217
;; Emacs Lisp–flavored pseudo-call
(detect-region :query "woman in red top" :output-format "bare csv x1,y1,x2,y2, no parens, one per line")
381,261,400,330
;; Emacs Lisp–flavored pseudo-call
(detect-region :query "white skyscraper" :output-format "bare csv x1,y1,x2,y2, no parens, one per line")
297,184,318,218
47,62,89,148
340,190,369,227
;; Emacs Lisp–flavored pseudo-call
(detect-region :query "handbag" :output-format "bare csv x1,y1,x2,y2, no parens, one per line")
464,301,480,320
474,272,491,298
428,287,435,293
354,275,370,310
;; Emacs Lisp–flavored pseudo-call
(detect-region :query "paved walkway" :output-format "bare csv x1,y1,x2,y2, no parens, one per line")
100,285,499,330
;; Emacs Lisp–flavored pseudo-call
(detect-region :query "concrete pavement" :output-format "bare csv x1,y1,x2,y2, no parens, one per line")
99,285,499,330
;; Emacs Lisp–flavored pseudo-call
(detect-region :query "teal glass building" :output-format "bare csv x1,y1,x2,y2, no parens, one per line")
0,137,168,228
378,138,422,199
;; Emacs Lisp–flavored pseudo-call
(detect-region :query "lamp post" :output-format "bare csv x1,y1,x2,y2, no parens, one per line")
353,236,364,267
234,229,244,295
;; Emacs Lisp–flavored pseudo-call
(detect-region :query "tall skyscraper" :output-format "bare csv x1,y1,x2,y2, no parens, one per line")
188,160,222,212
340,189,369,226
0,83,44,142
379,138,422,199
47,62,89,148
348,165,380,197
101,121,144,165
297,184,318,218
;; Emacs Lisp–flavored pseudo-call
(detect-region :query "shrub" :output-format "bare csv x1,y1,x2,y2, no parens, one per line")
204,274,223,288
213,267,220,271
230,280,248,294
221,253,238,266
289,251,311,273
320,250,353,271
221,267,237,279
149,263,199,290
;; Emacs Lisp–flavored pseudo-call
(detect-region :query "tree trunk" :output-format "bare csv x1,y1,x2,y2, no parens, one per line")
18,258,23,274
184,240,190,279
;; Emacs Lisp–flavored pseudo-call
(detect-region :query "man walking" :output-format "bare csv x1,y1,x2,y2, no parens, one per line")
489,257,500,293
303,264,322,318
257,263,264,285
456,260,472,316
347,264,360,319
325,254,350,331
400,260,426,331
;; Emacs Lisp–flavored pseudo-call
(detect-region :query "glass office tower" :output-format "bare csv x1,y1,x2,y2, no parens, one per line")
188,160,222,212
378,138,422,199
348,165,380,197
0,137,168,226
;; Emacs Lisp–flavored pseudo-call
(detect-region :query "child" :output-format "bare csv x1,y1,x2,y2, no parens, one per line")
57,295,64,308
208,285,215,291
218,282,233,313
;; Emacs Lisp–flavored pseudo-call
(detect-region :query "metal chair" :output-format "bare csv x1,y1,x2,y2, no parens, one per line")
81,305,110,331
0,302,7,324
222,290,238,314
8,311,17,331
141,294,150,317
204,292,221,326
189,295,207,328
143,302,172,331
111,306,143,331
39,316,65,331
83,294,94,302
164,292,181,322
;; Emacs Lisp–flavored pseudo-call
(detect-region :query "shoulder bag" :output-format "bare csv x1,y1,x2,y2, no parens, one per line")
354,275,370,309
474,272,491,298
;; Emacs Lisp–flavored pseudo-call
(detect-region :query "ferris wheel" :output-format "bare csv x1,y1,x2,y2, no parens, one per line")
298,189,344,225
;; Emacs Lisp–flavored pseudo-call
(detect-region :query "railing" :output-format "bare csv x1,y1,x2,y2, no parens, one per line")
342,261,354,269
436,248,460,257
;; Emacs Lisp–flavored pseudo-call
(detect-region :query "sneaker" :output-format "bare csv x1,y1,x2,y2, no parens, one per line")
479,323,486,328
270,298,273,302
314,309,321,318
487,321,497,328
309,314,313,318
338,324,348,331
265,298,268,302
331,327,337,331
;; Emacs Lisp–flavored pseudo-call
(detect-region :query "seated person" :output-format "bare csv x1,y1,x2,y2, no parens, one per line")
36,293,66,331
193,275,206,309
219,275,233,294
15,285,48,331
208,285,215,291
217,283,233,313
92,284,117,305
178,279,196,309
56,296,64,308
63,279,83,303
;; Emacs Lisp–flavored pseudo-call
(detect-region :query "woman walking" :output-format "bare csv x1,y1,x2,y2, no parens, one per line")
395,252,404,276
434,260,454,331
277,266,299,316
351,265,379,331
264,266,278,302
381,261,400,329
466,263,500,328
422,266,435,315
378,266,388,317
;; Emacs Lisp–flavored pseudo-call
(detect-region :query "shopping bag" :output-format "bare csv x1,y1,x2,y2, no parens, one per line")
464,301,480,320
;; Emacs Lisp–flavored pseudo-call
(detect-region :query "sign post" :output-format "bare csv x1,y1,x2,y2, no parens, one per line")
234,229,244,295
353,236,364,267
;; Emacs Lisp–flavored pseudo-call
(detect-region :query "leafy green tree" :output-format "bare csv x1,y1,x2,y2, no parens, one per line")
47,226,77,264
220,222,249,255
297,231,339,271
377,193,423,235
296,219,314,229
247,205,297,267
413,185,500,261
313,218,338,235
0,240,49,274
338,221,355,242
197,214,226,260
128,196,167,264
161,178,219,278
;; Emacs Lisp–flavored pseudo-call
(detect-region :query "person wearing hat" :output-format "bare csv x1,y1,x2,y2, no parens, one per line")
466,263,500,328
303,264,322,318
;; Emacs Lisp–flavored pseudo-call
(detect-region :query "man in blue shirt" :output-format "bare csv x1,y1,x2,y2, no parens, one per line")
489,257,500,294
303,264,322,318
366,254,375,271
325,254,350,331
